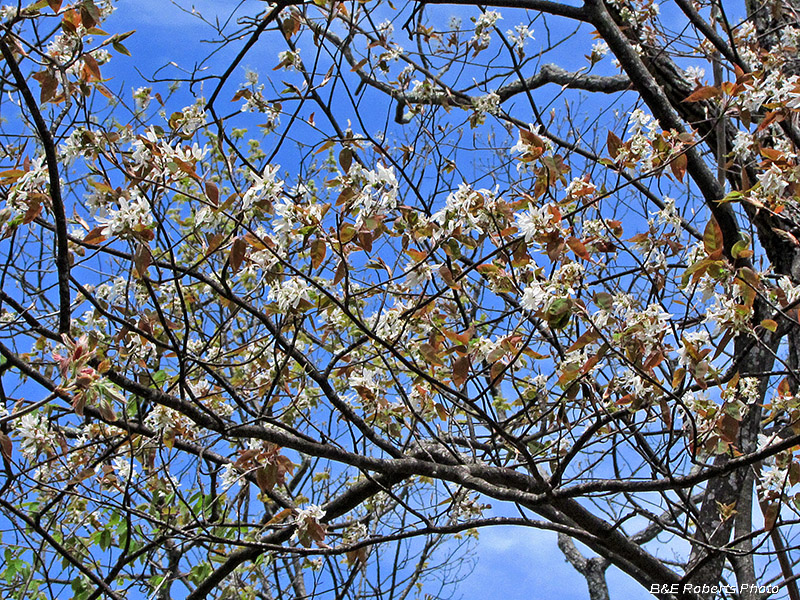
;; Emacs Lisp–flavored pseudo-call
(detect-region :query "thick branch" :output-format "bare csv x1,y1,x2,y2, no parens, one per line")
421,0,589,22
497,64,630,100
557,534,610,600
0,36,71,334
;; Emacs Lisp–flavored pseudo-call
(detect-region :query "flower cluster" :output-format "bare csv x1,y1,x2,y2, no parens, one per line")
515,203,562,243
704,289,753,335
471,11,502,48
243,164,284,212
433,183,495,234
506,24,534,55
96,190,154,240
520,262,584,313
471,92,501,125
293,504,327,548
277,49,302,70
7,157,49,213
348,164,399,228
16,411,57,461
268,277,311,312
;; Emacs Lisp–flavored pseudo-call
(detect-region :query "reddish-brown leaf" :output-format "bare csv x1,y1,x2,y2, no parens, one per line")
670,152,687,182
756,110,783,133
490,361,505,386
205,181,219,206
339,148,353,173
606,130,623,159
566,236,591,260
72,393,86,417
333,260,347,285
762,502,779,530
255,466,275,493
703,217,724,259
682,85,720,103
452,355,470,388
134,244,151,278
23,198,43,224
357,231,373,253
82,54,102,82
80,1,101,29
311,238,326,269
32,70,58,103
83,227,107,245
438,264,460,289
0,432,12,459
229,237,247,274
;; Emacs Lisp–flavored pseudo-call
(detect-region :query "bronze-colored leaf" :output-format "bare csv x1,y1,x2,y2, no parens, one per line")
83,54,102,82
670,152,687,182
452,355,470,388
682,85,720,103
0,432,12,459
229,237,247,274
134,244,152,278
311,238,326,270
606,130,623,159
703,217,724,259
32,70,58,103
205,181,219,206
83,227,107,245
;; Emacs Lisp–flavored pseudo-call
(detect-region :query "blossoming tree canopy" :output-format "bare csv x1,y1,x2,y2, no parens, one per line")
2,0,800,598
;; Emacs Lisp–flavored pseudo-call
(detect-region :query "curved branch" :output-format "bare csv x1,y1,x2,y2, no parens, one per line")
496,63,630,100
420,0,589,22
0,35,71,334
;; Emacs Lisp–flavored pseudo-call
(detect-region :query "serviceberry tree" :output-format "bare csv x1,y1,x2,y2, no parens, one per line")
1,1,800,599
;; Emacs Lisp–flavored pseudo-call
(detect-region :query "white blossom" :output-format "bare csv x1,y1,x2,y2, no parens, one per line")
653,196,681,230
7,157,48,210
521,280,550,312
349,367,384,398
343,522,369,543
112,457,137,480
760,464,789,491
220,463,241,490
404,259,441,288
278,49,301,70
0,5,19,20
473,336,502,362
677,330,711,368
472,10,502,47
565,177,596,199
96,191,154,239
685,66,705,81
350,163,399,228
591,40,610,59
758,164,788,197
433,182,493,234
731,130,754,160
779,276,800,304
472,92,501,116
243,164,284,211
705,292,751,334
515,204,560,242
623,303,672,354
144,404,198,438
293,504,326,541
17,411,56,460
506,24,534,52
268,277,311,312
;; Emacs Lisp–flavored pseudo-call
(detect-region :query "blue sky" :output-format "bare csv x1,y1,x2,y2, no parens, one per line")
463,528,651,600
